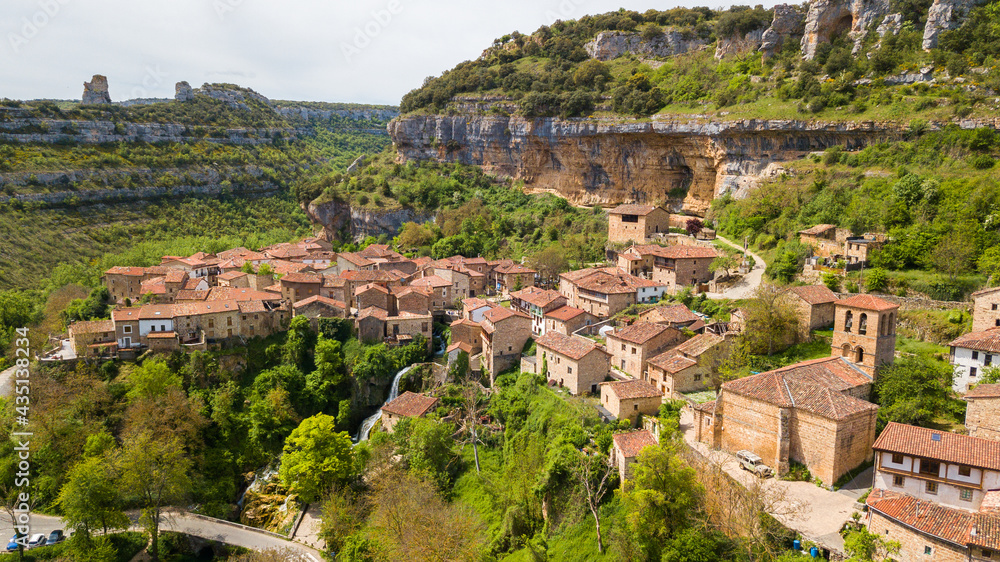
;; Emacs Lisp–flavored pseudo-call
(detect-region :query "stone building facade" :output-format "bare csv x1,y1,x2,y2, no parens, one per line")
481,307,532,383
606,323,685,380
965,384,1000,441
535,331,610,395
972,287,1000,332
830,294,898,377
607,204,671,244
600,379,662,425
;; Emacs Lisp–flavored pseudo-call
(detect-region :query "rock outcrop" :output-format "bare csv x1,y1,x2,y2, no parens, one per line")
388,114,927,215
175,81,194,102
715,29,765,60
584,30,706,61
801,0,890,59
305,198,435,241
922,0,978,50
877,13,903,38
82,75,111,104
194,84,272,110
760,4,807,59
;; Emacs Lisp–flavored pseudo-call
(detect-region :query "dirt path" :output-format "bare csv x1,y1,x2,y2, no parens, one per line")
705,234,766,300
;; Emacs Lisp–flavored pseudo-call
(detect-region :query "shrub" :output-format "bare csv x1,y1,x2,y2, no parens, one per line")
865,268,889,292
970,154,996,169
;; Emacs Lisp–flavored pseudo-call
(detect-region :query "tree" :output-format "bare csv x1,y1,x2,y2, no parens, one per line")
822,272,841,292
933,233,976,281
571,451,615,553
766,250,801,283
709,254,739,280
865,268,889,293
306,338,347,411
740,284,800,355
843,527,901,561
126,359,183,402
241,261,256,274
978,245,1000,285
56,455,129,536
685,218,703,236
875,355,956,428
279,414,356,503
117,432,191,562
528,245,569,282
660,528,731,562
979,366,1000,385
283,316,317,372
249,387,301,453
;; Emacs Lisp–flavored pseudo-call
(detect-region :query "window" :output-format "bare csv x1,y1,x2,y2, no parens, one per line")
858,313,868,335
959,465,972,477
993,303,998,310
925,481,938,494
960,489,973,502
924,546,933,555
844,310,853,332
631,347,637,355
621,343,626,351
227,317,232,326
919,459,940,476
972,367,978,377
988,354,993,366
567,367,572,374
973,351,980,360
892,475,905,487
694,374,702,381
982,549,994,559
123,325,132,334
891,453,904,464
633,404,638,410
621,360,626,370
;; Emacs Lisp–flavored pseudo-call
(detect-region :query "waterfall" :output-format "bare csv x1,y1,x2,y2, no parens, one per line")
355,364,416,443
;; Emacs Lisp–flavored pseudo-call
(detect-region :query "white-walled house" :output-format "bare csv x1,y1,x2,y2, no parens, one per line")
138,305,175,337
949,328,1000,393
635,279,668,304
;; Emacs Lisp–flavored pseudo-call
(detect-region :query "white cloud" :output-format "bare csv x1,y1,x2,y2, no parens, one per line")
0,0,780,105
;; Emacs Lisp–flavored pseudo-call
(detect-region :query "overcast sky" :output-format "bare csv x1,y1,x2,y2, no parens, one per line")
1,0,777,106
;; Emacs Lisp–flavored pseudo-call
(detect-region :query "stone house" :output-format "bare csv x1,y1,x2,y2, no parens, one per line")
607,204,671,244
447,318,483,357
279,272,323,304
843,233,885,265
238,300,288,339
783,285,838,338
480,307,532,383
355,283,393,313
611,430,658,482
337,252,376,273
103,266,160,303
798,224,848,259
965,383,1000,441
393,286,432,315
292,296,348,328
68,319,116,357
510,286,568,335
637,304,703,331
112,308,141,350
491,262,536,295
411,275,453,311
535,331,610,395
830,294,898,377
461,297,495,322
385,312,434,351
972,287,1000,332
692,400,716,445
949,328,1000,393
710,356,878,486
617,244,718,293
217,271,249,288
866,422,1000,562
645,333,727,397
600,379,662,425
559,267,657,318
380,391,439,433
543,305,597,336
606,322,686,380
357,307,388,343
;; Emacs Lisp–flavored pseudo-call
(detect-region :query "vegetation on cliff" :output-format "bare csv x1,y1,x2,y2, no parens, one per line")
399,5,1000,121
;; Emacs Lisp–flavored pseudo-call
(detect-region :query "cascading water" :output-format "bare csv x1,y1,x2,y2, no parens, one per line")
355,364,416,442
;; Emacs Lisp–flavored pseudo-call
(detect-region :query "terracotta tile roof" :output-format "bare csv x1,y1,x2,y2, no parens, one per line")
966,383,1000,399
268,260,314,275
358,306,388,321
358,244,403,260
631,244,718,260
866,489,1000,550
381,391,439,417
982,491,1000,515
611,322,678,345
140,277,167,294
673,333,724,358
175,290,209,301
339,252,374,267
482,307,530,324
217,271,247,281
601,379,661,399
950,328,1000,354
837,294,899,312
787,285,839,305
237,300,269,313
182,278,206,290
694,400,716,413
873,422,1000,471
145,265,170,276
639,304,700,325
105,266,147,276
293,296,346,310
494,263,536,275
462,297,492,312
609,204,658,216
265,246,308,259
972,286,1000,298
206,287,282,302
165,270,188,284
171,300,240,317
281,272,323,284
545,305,588,322
511,287,565,309
411,274,451,288
146,331,177,339
799,224,837,236
137,304,176,319
112,308,141,322
763,356,872,390
613,430,658,458
536,331,603,360
647,351,698,374
355,283,390,295
70,319,115,334
571,269,646,295
724,370,878,420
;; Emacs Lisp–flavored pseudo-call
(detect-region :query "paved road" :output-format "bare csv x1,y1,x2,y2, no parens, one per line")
0,510,323,561
704,234,766,300
680,408,862,554
0,365,16,398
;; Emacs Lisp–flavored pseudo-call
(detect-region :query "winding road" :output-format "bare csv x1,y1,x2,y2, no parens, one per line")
0,510,323,561
704,234,766,300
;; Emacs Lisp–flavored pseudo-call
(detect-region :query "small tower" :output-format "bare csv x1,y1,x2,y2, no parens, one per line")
831,294,898,378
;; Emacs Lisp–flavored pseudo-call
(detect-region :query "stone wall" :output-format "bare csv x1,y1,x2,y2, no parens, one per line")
966,397,1000,441
972,290,1000,332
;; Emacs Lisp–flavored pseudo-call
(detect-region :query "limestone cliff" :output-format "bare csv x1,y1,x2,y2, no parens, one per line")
584,30,707,61
305,198,435,241
922,0,980,50
389,114,1000,216
801,0,890,58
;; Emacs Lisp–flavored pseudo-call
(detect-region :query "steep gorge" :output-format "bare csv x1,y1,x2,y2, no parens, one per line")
388,114,952,215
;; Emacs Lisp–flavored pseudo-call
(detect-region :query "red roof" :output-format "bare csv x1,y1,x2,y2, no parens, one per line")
647,352,698,374
544,305,588,322
630,244,718,260
639,304,700,325
950,328,1000,354
610,322,678,345
105,266,147,276
358,306,388,321
612,430,658,458
837,294,899,312
70,319,115,334
511,287,565,309
866,489,1000,550
411,275,450,288
482,307,529,324
966,383,1000,399
609,204,659,216
873,422,1000,471
381,391,439,417
293,296,346,310
281,272,323,284
799,224,837,236
787,285,839,305
601,379,661,399
535,331,603,360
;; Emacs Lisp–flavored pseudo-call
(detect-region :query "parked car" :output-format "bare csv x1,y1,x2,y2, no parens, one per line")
5,536,19,552
47,530,65,545
26,534,46,549
736,450,774,477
